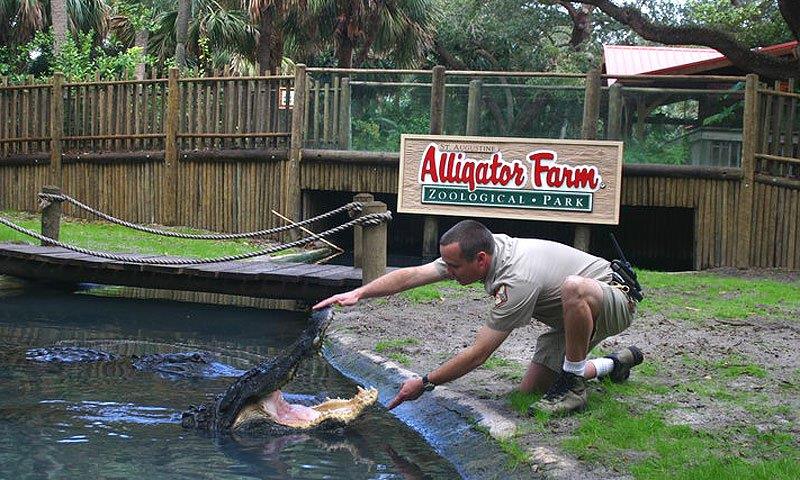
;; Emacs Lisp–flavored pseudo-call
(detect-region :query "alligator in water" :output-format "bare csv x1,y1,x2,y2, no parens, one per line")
26,346,241,378
25,308,377,434
181,307,378,435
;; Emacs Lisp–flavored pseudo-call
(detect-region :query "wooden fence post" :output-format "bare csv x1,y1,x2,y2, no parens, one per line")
423,66,446,259
41,185,62,245
361,200,388,284
339,77,351,149
466,79,482,136
607,83,623,141
50,73,64,187
352,192,374,268
286,64,307,238
575,68,601,252
164,67,180,226
737,73,758,268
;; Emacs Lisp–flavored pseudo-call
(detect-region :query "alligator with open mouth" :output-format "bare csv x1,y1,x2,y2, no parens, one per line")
180,307,378,435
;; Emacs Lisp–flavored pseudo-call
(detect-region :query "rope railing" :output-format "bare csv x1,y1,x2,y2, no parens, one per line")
0,211,392,265
38,191,364,240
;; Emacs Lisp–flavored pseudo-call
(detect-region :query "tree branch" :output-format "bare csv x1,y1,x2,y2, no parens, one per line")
778,0,800,41
573,0,800,79
558,1,594,49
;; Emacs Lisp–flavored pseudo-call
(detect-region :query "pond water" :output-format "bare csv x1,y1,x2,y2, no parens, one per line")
0,285,460,479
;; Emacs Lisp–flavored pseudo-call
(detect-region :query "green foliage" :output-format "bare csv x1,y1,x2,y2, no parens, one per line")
113,0,157,32
0,29,152,81
351,88,430,152
623,132,689,165
53,30,151,80
684,0,792,48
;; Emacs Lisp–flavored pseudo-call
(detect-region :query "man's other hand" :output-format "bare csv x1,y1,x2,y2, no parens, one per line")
386,377,425,410
312,290,360,310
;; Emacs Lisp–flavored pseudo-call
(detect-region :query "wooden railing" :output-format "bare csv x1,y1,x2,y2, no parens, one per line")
2,67,799,269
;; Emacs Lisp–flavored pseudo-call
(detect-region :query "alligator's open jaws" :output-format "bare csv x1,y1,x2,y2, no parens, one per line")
181,307,378,434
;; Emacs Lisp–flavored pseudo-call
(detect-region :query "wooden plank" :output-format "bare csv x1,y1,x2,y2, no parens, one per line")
767,185,777,266
322,82,330,145
332,75,340,147
37,250,118,266
313,80,320,146
792,189,799,269
181,260,253,278
256,263,324,282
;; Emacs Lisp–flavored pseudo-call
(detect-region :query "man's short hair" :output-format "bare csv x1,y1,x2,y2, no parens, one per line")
439,220,494,260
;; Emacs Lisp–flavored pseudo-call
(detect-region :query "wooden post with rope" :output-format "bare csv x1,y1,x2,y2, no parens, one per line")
352,193,374,268
40,186,62,245
360,200,388,284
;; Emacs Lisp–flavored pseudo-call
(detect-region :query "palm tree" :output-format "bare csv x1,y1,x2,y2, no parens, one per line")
309,0,439,68
242,0,308,74
53,0,69,52
0,0,109,48
147,0,256,73
109,0,159,78
174,0,190,67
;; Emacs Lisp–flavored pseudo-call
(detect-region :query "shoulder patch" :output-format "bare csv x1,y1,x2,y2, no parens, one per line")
493,284,508,307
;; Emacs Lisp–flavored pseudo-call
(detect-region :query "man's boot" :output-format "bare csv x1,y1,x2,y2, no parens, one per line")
605,346,644,383
530,370,587,416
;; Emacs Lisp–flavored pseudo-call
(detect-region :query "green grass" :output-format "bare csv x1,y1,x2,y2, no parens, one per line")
636,270,800,322
470,419,531,469
506,390,542,416
481,355,526,382
681,353,768,379
483,355,514,370
563,392,800,479
400,279,482,303
400,283,443,302
0,210,274,258
374,338,419,353
387,352,411,365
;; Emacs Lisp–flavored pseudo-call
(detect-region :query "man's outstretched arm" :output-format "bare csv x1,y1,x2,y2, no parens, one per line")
312,261,446,310
386,326,510,409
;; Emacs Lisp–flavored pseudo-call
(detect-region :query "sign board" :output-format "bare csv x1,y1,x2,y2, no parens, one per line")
398,135,624,225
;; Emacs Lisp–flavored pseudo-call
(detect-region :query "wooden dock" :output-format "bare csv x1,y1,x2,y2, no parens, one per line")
0,243,363,301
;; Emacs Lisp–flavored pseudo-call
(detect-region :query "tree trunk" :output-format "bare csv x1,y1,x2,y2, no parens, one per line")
134,29,149,80
256,7,278,74
51,0,68,54
336,40,353,69
174,0,191,69
269,33,284,75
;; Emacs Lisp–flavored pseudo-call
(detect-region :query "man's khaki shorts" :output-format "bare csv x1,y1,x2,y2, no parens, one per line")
532,281,636,373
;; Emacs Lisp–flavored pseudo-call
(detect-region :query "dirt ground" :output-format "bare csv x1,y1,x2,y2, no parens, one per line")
329,268,800,478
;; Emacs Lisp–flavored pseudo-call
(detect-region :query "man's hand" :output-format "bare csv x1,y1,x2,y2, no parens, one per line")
312,289,360,310
386,377,425,410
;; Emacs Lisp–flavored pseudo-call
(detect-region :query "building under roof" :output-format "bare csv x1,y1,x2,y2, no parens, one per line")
603,41,798,84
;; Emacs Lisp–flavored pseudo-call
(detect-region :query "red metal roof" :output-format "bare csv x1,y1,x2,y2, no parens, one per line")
603,41,798,81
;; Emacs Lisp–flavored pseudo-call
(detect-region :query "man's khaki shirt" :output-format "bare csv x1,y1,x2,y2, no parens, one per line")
436,234,612,331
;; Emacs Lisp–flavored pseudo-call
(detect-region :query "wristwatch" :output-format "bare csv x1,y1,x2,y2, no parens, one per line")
421,374,436,392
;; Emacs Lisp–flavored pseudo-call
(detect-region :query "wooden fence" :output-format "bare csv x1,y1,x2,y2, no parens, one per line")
1,67,799,269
